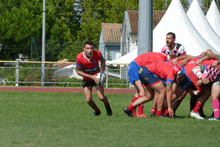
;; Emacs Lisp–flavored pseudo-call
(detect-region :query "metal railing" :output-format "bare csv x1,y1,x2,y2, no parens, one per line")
0,60,130,88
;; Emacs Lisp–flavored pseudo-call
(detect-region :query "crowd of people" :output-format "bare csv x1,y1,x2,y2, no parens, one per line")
75,32,220,121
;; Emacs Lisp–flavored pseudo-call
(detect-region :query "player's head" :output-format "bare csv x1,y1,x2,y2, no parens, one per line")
84,41,94,57
166,32,176,48
176,72,187,86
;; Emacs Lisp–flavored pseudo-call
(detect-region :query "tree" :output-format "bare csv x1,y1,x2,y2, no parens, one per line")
76,0,138,42
0,0,81,61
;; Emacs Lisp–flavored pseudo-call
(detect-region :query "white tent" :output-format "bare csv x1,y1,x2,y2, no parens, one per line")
206,0,220,37
187,0,220,53
153,0,219,56
106,48,137,65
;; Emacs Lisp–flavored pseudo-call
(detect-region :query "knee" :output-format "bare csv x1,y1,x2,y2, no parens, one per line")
98,95,106,101
86,96,92,103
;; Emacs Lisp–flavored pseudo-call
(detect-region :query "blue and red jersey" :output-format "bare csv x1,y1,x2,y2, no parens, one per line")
144,62,180,87
134,52,168,67
76,50,101,81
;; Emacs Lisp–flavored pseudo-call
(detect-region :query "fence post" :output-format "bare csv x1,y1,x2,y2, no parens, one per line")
106,66,108,88
15,59,19,87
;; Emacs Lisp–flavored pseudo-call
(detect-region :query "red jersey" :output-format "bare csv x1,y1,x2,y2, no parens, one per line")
145,62,180,87
184,59,217,92
76,50,101,81
168,58,183,66
134,52,168,67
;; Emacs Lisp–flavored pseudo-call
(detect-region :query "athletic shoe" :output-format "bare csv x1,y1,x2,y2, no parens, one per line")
199,111,206,118
132,112,137,117
137,114,147,118
94,111,101,116
151,113,156,117
123,107,134,117
190,111,204,119
106,105,112,116
207,116,220,121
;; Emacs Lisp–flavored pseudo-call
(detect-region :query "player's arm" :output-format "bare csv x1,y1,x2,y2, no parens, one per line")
196,54,212,65
165,76,175,118
75,60,99,82
166,85,174,118
172,55,193,65
99,54,105,72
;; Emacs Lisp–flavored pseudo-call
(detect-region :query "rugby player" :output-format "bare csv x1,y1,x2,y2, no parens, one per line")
76,41,112,116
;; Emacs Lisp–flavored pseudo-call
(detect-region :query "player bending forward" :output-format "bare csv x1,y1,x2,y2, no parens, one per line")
76,41,112,116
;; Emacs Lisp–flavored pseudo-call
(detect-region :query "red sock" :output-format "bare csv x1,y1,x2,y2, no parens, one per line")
92,105,100,112
192,102,202,113
132,97,138,115
132,97,138,103
151,107,157,114
138,104,144,115
138,95,143,98
156,111,162,117
164,109,169,116
162,106,167,113
128,104,135,111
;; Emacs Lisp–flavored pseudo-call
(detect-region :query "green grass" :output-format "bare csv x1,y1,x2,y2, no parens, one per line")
0,91,219,146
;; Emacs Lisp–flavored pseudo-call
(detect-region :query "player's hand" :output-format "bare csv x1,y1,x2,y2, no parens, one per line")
212,62,218,66
202,77,210,84
93,74,100,84
196,59,202,65
172,59,177,65
168,107,174,118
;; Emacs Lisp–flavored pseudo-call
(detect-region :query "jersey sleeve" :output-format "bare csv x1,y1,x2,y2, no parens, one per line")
165,69,176,87
179,45,186,55
76,54,82,71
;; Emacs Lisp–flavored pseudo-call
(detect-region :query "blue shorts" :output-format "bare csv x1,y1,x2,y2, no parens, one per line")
128,61,141,84
179,67,194,90
139,66,161,86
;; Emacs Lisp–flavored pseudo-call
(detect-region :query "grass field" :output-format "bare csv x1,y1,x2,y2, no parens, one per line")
0,91,219,147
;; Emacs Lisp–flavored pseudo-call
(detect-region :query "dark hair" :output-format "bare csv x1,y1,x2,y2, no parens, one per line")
166,32,176,39
177,73,187,86
84,41,94,47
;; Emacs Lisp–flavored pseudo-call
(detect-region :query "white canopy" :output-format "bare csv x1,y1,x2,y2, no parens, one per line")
187,0,220,53
206,0,220,37
107,0,219,65
106,48,137,66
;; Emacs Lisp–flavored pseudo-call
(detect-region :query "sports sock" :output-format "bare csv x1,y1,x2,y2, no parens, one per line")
164,108,169,116
162,106,167,113
212,99,219,118
192,102,202,113
128,104,135,111
132,97,138,115
138,104,144,115
151,107,157,114
104,101,110,107
156,111,162,117
92,105,100,112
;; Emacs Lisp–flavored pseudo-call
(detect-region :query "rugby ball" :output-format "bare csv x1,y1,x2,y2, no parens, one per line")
99,71,106,86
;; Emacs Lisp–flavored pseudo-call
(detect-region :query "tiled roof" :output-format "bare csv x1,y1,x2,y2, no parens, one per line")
128,10,166,33
102,23,122,43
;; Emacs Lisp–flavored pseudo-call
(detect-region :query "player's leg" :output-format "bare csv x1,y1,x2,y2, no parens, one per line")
190,86,211,119
134,81,147,117
83,81,101,116
150,82,166,117
128,61,145,117
150,91,158,117
96,84,112,116
208,83,220,121
123,85,154,117
164,86,187,117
